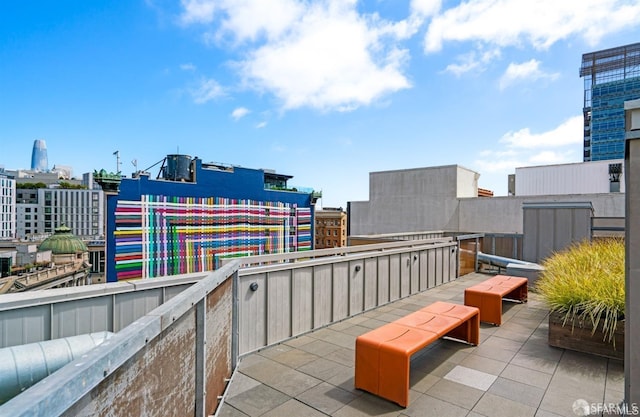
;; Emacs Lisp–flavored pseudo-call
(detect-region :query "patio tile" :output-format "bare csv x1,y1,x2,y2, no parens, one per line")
488,376,545,408
261,399,326,417
267,347,319,368
297,382,359,415
459,353,508,375
297,338,342,357
427,377,484,409
472,392,536,417
297,357,351,381
224,384,291,417
443,365,497,391
223,372,261,399
333,392,404,417
499,363,553,390
403,394,469,417
324,346,356,367
216,404,250,417
241,358,322,397
509,352,560,374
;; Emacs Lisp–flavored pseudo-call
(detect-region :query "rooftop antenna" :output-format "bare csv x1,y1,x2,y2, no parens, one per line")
113,150,121,173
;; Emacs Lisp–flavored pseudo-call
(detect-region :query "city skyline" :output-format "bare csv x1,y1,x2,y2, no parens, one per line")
2,1,640,207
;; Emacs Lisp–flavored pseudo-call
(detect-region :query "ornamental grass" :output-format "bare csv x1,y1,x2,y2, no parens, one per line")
536,238,625,343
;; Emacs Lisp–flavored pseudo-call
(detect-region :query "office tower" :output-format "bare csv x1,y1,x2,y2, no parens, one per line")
580,42,640,161
30,139,48,171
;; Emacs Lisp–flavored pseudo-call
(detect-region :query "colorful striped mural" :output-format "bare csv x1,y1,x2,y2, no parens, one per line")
114,195,312,280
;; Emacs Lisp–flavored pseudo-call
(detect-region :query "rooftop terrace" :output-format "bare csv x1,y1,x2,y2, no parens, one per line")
218,272,624,417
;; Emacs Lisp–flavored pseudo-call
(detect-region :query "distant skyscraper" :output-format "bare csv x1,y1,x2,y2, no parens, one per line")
31,139,48,171
580,42,640,161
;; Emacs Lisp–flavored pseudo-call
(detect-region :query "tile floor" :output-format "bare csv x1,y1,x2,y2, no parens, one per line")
217,272,624,417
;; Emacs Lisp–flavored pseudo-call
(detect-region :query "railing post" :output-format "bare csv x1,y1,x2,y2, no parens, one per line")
195,298,206,417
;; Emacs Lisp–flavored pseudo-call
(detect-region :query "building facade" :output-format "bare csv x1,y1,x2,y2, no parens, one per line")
0,171,16,240
581,42,640,161
102,155,318,282
15,188,104,240
314,208,347,248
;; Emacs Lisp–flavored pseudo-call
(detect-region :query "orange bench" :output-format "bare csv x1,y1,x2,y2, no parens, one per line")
464,275,528,326
354,301,479,407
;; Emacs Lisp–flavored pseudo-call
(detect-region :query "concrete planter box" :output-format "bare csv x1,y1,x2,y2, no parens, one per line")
548,311,624,361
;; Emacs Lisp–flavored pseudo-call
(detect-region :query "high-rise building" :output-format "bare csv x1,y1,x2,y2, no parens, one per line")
15,188,104,240
580,42,640,161
30,139,48,172
0,170,16,240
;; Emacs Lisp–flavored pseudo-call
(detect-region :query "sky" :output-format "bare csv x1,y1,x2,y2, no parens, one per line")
1,0,640,209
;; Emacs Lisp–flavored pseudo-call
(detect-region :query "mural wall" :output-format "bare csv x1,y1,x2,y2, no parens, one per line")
114,195,311,280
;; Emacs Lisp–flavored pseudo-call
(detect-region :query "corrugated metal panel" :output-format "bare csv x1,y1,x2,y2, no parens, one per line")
515,160,624,196
349,260,364,314
523,203,593,263
267,270,292,345
331,262,349,321
376,256,390,305
400,253,411,298
363,258,377,310
0,305,51,348
239,273,266,354
312,264,332,329
52,297,112,339
291,268,311,337
389,254,401,301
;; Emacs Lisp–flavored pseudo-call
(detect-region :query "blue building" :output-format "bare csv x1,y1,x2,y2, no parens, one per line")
581,42,640,161
30,139,48,172
100,155,318,282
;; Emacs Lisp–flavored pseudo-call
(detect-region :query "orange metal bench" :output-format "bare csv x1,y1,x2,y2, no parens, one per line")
464,275,528,326
354,301,479,407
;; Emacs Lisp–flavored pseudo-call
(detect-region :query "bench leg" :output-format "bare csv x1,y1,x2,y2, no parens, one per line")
377,342,412,407
465,290,503,325
445,314,479,345
355,337,381,396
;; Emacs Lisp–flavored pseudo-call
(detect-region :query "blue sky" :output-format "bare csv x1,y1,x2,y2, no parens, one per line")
2,0,639,208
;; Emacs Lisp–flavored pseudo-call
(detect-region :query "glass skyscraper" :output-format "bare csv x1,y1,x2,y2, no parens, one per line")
580,43,640,161
30,139,48,171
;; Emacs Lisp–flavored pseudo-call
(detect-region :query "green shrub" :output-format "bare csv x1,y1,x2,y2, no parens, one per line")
536,238,625,343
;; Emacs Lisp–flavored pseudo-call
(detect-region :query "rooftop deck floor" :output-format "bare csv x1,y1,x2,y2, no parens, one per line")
217,272,624,417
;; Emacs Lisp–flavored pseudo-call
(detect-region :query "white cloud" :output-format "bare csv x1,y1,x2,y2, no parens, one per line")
500,116,582,148
474,116,582,182
190,78,224,103
180,63,196,71
179,0,413,112
256,121,267,128
499,59,559,90
424,0,640,53
410,0,442,18
231,107,250,120
180,0,217,25
444,48,501,76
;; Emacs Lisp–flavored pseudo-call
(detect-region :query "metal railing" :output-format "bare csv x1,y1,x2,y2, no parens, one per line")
0,238,459,416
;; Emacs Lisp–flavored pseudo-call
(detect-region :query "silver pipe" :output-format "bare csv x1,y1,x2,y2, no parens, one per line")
0,331,113,404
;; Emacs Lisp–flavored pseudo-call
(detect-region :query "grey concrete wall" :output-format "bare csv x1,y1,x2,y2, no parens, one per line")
458,193,624,234
350,165,465,235
350,163,625,235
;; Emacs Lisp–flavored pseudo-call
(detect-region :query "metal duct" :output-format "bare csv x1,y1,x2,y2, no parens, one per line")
0,331,113,404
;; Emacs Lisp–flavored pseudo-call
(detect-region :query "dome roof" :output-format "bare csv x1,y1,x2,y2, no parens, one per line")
39,225,88,254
